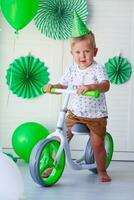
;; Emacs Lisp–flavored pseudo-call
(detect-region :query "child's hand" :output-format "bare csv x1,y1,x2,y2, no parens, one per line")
43,84,53,93
77,86,89,95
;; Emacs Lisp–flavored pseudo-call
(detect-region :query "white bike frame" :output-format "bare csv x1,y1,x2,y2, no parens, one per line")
44,89,97,170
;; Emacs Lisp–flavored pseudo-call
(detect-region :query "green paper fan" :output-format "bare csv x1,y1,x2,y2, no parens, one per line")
34,0,88,40
6,55,50,98
105,56,132,84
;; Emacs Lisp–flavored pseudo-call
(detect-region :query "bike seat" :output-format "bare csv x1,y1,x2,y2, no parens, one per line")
71,123,90,135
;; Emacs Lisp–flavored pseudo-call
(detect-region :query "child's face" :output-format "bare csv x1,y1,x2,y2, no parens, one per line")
71,38,98,69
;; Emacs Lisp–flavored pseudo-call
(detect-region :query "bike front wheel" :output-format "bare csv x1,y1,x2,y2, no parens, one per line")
29,139,65,187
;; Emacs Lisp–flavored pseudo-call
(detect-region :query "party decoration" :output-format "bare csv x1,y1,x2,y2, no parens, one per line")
34,0,88,40
71,12,90,37
105,56,132,84
6,55,49,98
0,0,39,31
0,150,24,200
4,152,18,162
12,122,49,162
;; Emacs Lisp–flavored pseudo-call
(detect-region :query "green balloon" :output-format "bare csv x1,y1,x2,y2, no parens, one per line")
0,0,39,31
12,122,49,162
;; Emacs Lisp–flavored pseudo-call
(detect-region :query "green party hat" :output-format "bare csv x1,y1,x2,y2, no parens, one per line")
71,12,90,37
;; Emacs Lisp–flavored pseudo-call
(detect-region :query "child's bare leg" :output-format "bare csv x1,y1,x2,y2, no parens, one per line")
41,149,56,178
42,168,53,178
42,129,73,178
67,129,74,141
90,131,111,182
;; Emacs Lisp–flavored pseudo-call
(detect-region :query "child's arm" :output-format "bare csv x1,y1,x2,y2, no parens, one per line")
77,80,110,95
43,83,67,93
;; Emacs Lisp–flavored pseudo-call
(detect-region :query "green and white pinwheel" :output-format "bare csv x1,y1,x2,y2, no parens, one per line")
34,0,88,40
105,56,132,84
6,55,49,98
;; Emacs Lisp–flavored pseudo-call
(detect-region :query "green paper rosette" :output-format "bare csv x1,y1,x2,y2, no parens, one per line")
34,0,88,40
6,55,50,98
105,56,132,84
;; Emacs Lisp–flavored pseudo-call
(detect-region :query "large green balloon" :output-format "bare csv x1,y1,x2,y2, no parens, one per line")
0,0,39,31
12,122,49,162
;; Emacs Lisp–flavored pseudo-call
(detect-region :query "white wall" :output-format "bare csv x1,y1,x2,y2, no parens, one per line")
0,0,134,160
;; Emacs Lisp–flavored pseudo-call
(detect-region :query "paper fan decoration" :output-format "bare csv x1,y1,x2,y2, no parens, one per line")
105,56,132,84
34,0,88,40
6,55,50,98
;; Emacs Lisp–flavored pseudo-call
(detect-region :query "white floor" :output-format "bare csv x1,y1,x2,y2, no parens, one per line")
18,160,134,200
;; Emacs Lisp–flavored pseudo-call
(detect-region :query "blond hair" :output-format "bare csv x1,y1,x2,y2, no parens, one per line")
70,31,96,49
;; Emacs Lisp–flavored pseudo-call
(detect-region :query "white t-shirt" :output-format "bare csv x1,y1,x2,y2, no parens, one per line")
60,61,109,118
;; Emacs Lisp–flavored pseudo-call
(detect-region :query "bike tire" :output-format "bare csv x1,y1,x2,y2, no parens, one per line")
29,139,65,187
84,132,113,174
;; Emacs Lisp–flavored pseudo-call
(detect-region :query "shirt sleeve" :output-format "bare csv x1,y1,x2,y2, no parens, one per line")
59,66,72,86
96,65,109,82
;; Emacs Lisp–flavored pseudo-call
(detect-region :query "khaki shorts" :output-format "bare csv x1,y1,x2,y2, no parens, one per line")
66,111,107,139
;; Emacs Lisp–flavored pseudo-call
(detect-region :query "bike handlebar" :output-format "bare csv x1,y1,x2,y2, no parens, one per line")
41,87,100,98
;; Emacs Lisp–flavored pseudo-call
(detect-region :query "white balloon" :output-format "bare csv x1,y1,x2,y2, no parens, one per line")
0,150,24,200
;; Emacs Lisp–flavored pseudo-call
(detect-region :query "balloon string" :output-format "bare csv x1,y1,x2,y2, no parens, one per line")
6,33,18,106
59,41,65,108
27,52,31,79
61,41,64,75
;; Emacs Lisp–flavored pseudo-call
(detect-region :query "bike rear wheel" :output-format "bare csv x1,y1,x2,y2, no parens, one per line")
84,132,113,174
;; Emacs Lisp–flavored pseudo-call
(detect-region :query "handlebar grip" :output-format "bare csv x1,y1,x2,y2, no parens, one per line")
41,87,46,94
41,88,56,94
83,90,100,98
